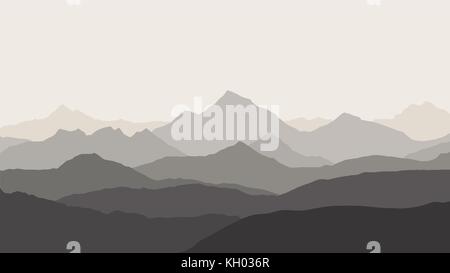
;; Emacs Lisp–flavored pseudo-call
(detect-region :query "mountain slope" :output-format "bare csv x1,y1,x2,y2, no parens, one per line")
0,127,183,170
190,202,450,253
153,91,328,166
0,190,237,253
59,184,276,218
249,137,331,167
286,117,330,132
407,141,450,161
0,105,165,141
62,168,450,221
0,137,28,153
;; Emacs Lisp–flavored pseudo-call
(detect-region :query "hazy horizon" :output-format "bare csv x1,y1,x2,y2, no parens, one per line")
1,0,450,127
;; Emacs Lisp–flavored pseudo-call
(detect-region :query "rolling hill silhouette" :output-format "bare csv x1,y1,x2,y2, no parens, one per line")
0,105,165,141
59,184,276,218
0,127,183,170
0,190,237,253
283,112,450,163
190,202,450,253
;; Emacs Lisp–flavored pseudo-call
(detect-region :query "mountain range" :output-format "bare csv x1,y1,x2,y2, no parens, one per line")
2,93,450,168
0,127,183,170
136,141,450,194
407,141,450,161
0,105,165,141
0,189,237,253
0,137,28,154
154,91,450,163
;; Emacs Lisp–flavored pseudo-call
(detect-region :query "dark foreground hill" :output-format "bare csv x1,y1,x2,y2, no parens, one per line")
0,189,237,253
190,202,450,253
191,203,450,253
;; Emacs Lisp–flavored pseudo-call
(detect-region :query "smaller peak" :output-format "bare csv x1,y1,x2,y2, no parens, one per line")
59,153,104,169
215,91,254,107
335,113,362,122
219,142,255,154
406,102,438,111
401,102,448,116
233,141,250,148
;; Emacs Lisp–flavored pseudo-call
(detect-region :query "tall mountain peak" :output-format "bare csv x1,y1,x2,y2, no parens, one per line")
215,91,254,107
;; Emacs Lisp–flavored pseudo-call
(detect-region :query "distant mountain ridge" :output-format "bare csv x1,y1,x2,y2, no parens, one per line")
407,141,450,161
249,137,331,167
58,168,450,224
286,117,330,132
154,92,450,163
376,102,450,141
0,127,183,170
137,141,450,194
59,184,275,218
0,105,166,141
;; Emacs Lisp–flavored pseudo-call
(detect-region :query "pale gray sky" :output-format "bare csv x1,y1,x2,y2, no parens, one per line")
0,0,449,126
